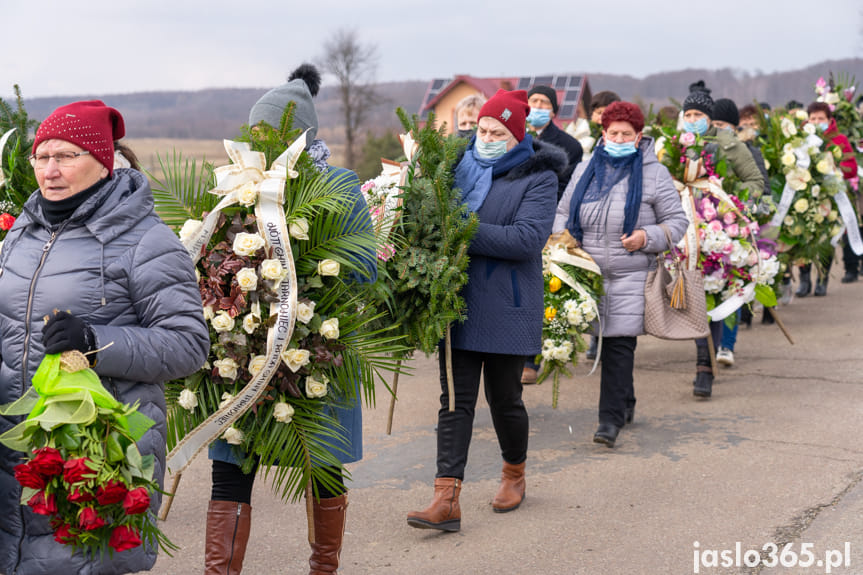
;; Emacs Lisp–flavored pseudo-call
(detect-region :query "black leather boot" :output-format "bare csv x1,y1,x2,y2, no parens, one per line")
693,345,713,398
795,265,811,297
814,275,828,296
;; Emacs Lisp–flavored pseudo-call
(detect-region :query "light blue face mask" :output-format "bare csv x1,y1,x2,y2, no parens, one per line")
475,138,509,160
817,122,830,132
683,117,709,135
604,140,638,158
526,108,551,128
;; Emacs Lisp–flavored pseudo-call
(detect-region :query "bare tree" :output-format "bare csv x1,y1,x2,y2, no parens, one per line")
319,29,380,169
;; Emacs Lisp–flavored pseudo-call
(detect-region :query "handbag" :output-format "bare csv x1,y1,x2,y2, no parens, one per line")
643,224,709,340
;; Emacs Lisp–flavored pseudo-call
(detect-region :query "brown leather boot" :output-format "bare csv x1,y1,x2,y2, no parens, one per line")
406,477,461,532
308,493,348,575
204,500,252,575
492,461,525,513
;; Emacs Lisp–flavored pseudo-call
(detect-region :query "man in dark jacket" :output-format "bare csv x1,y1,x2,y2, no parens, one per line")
527,85,583,198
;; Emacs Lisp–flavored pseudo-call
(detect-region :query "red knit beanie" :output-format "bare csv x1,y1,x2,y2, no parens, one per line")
33,100,125,176
478,89,530,142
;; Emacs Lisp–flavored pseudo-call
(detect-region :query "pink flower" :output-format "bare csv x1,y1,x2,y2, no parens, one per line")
739,226,749,237
726,223,739,238
749,221,760,235
680,132,696,147
702,204,718,221
707,220,723,233
360,181,374,193
722,212,736,226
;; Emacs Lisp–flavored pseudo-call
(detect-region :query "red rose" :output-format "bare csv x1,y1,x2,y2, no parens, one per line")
53,523,77,545
14,463,46,490
0,213,15,231
63,457,94,485
30,447,64,476
122,487,151,515
108,525,142,552
95,479,128,505
27,491,57,515
78,507,106,531
68,488,94,503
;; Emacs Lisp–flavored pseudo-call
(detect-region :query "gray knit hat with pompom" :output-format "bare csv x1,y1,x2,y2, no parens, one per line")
249,64,322,146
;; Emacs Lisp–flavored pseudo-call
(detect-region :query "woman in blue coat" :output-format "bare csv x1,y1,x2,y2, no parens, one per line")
407,89,565,533
204,65,376,575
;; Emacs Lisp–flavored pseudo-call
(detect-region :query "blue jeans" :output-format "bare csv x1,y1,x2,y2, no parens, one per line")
720,309,742,351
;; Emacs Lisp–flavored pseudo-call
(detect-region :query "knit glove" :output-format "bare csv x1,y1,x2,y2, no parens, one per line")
42,311,96,355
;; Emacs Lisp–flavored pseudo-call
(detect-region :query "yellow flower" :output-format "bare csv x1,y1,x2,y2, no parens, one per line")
549,276,562,293
544,306,557,321
793,198,809,213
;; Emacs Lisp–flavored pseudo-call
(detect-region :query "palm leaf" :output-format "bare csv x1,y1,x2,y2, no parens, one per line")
149,150,219,229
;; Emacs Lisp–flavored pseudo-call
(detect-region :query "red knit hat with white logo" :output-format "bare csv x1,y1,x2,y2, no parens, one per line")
33,100,125,176
478,89,530,142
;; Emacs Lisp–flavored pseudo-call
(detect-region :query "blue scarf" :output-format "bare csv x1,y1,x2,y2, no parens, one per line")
566,142,643,242
454,135,535,212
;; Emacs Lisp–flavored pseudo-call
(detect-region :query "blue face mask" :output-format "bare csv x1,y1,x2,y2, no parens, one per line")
475,138,509,160
604,140,638,158
526,108,551,128
817,122,830,132
683,117,709,135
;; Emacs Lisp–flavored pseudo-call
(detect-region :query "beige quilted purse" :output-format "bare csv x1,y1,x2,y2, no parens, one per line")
643,225,709,340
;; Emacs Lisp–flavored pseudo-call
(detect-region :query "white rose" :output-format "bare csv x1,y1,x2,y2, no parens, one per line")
825,92,840,105
828,210,838,222
794,109,808,121
203,305,215,321
237,182,258,207
211,311,236,332
223,426,244,445
235,267,258,292
780,118,797,138
260,259,284,281
811,184,821,198
218,392,234,409
242,312,261,334
289,218,310,240
214,358,239,380
178,389,198,411
783,215,795,226
248,354,267,377
317,259,340,277
319,318,340,340
281,348,311,373
233,232,266,257
803,123,817,135
781,152,796,167
179,219,203,243
305,374,329,398
273,402,295,423
297,301,316,324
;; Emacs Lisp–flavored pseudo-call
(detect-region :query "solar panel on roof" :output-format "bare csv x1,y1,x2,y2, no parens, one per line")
516,78,531,90
431,79,448,91
533,75,553,87
560,104,576,118
553,77,568,90
563,88,581,104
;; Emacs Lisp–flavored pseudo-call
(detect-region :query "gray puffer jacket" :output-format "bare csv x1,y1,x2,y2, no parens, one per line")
0,169,210,575
553,138,689,337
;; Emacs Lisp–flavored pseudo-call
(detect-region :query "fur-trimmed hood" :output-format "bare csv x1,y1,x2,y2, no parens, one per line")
499,138,569,182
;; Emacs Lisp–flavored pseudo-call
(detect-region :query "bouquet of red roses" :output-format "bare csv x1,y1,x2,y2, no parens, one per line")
0,350,174,556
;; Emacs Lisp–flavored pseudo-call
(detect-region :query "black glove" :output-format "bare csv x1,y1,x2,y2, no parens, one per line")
42,311,96,355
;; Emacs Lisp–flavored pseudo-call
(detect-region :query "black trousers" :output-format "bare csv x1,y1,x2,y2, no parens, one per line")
843,226,863,274
436,348,528,480
599,337,637,428
210,459,346,503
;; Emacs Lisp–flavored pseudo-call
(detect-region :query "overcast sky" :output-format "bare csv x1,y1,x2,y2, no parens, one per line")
4,0,862,99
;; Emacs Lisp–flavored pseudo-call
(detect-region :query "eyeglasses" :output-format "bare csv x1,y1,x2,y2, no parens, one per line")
29,150,90,170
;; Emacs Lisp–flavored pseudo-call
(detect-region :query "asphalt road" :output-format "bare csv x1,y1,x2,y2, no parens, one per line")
150,269,863,575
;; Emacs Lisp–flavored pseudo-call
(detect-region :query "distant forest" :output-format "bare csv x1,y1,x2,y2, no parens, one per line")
12,58,863,146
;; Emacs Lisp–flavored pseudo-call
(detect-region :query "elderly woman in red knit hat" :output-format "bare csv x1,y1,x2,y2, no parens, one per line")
406,89,567,533
554,101,688,448
0,101,210,574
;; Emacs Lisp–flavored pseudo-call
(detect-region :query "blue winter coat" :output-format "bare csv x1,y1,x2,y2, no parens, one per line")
450,140,566,356
210,166,376,468
0,170,210,575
